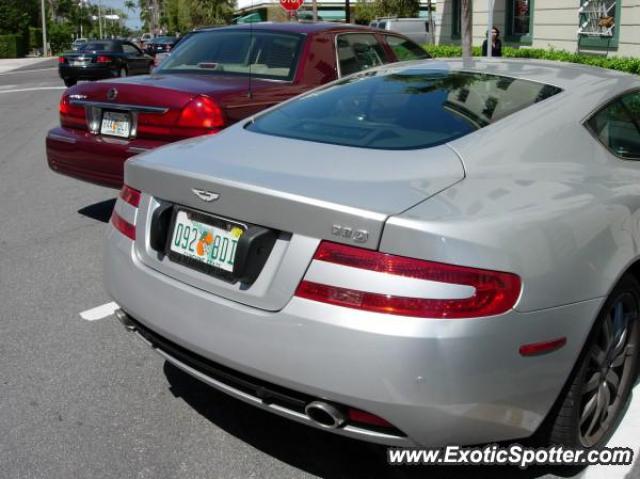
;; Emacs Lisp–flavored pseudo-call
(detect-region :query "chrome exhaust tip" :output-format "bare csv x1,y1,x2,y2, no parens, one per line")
305,401,346,429
114,308,136,331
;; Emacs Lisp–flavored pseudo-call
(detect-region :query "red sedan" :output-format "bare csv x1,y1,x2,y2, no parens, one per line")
46,23,430,188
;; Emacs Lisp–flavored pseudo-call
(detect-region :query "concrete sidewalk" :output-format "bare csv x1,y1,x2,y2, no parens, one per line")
0,57,53,74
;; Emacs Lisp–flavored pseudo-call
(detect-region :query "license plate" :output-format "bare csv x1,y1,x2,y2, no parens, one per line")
169,210,244,273
71,60,87,66
100,111,130,138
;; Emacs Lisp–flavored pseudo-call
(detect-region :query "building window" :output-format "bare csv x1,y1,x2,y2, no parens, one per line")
451,0,461,39
507,0,534,44
578,0,621,50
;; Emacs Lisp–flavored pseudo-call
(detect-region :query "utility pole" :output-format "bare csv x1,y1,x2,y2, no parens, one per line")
427,0,435,44
487,0,494,57
40,0,48,56
312,0,318,21
98,0,104,38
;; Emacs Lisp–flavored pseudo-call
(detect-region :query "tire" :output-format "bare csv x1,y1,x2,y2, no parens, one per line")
546,273,640,448
64,78,76,87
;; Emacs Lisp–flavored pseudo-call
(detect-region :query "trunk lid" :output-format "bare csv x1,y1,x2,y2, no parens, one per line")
127,125,465,310
66,74,291,137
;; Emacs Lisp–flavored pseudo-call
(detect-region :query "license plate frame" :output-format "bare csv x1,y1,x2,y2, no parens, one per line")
100,110,131,138
165,207,247,282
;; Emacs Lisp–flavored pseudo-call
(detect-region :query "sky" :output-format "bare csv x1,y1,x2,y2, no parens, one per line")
97,0,142,30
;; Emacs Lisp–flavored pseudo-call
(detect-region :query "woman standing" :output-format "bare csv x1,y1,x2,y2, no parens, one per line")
482,27,502,57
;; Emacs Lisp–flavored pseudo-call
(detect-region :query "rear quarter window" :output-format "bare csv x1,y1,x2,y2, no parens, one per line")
247,69,562,150
385,35,430,61
586,91,640,160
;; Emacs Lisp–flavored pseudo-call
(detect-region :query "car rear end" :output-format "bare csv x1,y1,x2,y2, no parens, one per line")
46,79,226,187
59,41,121,82
103,64,595,447
48,27,307,188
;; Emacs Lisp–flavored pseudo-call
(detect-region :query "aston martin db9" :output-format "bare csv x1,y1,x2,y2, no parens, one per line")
105,59,640,449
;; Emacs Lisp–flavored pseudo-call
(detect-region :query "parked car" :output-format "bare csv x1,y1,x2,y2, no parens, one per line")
370,17,432,45
144,35,178,56
71,37,88,51
140,32,154,48
47,23,430,188
58,39,154,87
105,59,640,449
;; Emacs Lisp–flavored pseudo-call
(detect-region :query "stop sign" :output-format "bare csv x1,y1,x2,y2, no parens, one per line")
280,0,304,11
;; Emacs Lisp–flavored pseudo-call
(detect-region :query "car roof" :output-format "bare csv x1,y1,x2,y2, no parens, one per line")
196,21,380,35
376,57,639,93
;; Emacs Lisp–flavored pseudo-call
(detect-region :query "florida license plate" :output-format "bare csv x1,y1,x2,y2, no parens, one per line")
169,210,244,273
100,111,130,138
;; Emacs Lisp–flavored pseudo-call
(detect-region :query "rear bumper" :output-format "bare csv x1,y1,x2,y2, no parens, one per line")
59,64,116,81
104,226,603,447
46,127,168,188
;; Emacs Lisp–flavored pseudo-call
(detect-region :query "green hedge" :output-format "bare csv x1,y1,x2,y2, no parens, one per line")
0,34,26,58
423,44,640,75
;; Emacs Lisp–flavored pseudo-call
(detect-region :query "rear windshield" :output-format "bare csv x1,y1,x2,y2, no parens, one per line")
154,36,176,44
247,69,562,150
158,30,303,81
80,42,115,51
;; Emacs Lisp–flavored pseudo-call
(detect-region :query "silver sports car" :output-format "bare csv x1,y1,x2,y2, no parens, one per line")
105,59,640,449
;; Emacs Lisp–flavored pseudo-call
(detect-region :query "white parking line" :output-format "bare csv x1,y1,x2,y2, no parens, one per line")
0,67,57,76
0,86,66,95
80,301,119,321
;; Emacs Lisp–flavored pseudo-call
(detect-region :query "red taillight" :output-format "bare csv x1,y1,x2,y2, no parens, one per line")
96,55,112,63
120,184,141,207
294,241,521,319
111,211,136,240
58,56,66,64
59,94,86,128
347,408,394,428
177,95,224,130
111,184,141,240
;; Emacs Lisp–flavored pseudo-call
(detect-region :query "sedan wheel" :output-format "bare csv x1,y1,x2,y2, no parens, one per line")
548,274,639,448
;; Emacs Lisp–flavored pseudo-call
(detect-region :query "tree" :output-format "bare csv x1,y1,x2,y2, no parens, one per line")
376,0,419,18
461,0,473,58
354,0,380,24
0,0,39,35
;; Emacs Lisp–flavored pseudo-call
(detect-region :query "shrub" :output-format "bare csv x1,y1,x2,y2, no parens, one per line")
423,44,640,75
0,34,22,58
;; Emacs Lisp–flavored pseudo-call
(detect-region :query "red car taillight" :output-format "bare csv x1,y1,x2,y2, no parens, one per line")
137,95,225,140
119,184,141,207
96,55,112,63
177,95,225,130
58,56,66,64
110,184,141,240
59,94,86,128
294,241,521,319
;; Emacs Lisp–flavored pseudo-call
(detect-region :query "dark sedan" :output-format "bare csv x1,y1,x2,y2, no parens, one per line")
144,36,178,56
58,39,154,87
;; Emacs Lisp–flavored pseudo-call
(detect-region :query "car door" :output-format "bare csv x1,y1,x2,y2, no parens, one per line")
334,32,392,77
122,43,148,75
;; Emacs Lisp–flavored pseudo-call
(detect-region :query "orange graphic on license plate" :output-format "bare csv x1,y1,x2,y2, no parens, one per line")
196,231,214,256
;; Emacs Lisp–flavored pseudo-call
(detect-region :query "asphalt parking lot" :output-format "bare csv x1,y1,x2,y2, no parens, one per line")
0,58,638,479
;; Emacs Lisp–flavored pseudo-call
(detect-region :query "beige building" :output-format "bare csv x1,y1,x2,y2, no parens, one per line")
436,0,640,57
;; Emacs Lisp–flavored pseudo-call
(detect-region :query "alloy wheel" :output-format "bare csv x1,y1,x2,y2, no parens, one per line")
578,292,638,447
